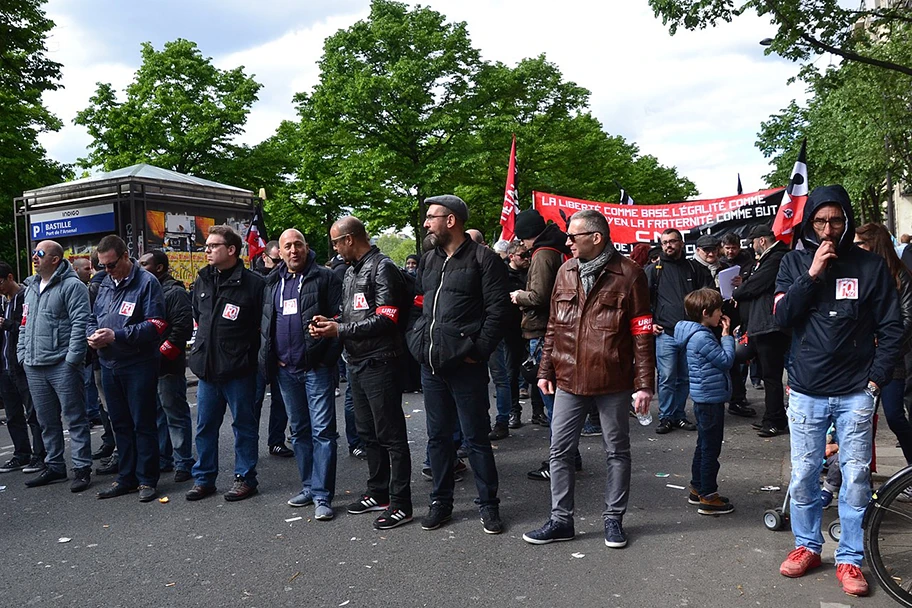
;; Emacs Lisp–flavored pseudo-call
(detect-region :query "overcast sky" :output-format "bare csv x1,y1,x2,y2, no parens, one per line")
38,0,810,202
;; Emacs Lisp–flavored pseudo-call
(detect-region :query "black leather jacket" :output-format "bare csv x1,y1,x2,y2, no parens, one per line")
339,246,406,363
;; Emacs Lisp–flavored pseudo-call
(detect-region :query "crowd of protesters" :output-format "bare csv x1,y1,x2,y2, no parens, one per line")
1,185,911,598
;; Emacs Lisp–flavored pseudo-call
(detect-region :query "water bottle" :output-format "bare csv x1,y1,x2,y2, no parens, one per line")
633,393,653,426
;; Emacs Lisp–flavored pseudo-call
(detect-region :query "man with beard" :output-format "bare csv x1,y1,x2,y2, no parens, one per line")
408,194,508,534
774,185,901,597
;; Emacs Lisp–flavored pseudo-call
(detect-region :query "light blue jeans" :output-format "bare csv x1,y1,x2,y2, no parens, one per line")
787,388,874,566
655,332,689,422
25,361,92,472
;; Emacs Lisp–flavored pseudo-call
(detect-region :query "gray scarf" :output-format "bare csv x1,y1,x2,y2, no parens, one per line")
579,243,616,295
692,253,722,286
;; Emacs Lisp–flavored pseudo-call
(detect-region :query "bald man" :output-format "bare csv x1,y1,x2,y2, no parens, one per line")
185,225,265,502
19,240,93,492
259,228,342,520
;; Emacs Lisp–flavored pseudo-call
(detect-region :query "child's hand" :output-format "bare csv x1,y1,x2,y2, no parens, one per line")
720,315,731,336
825,443,839,458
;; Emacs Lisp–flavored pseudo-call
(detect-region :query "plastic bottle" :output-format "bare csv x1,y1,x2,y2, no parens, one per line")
633,393,653,426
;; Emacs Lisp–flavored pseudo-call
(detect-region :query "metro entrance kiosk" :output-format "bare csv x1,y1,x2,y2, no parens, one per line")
14,164,256,284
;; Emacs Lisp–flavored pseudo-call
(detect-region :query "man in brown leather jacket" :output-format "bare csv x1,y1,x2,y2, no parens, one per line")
523,210,655,549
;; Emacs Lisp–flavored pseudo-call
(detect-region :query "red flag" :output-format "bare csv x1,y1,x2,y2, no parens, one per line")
246,204,267,259
499,134,518,242
772,139,808,246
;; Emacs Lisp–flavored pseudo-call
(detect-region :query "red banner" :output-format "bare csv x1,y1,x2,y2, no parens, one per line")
532,189,786,247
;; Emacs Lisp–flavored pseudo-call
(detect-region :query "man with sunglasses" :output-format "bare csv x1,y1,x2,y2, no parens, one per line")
89,235,167,502
645,228,714,435
187,225,265,502
18,240,93,492
774,185,902,596
524,210,654,549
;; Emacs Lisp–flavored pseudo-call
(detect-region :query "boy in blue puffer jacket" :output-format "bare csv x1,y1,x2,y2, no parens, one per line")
675,288,735,515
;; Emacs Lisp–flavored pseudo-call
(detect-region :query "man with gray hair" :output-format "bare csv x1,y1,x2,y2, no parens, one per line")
19,240,93,492
523,210,655,549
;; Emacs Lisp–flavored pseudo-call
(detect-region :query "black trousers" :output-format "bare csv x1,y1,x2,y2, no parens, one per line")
349,357,412,511
754,331,790,428
0,368,43,459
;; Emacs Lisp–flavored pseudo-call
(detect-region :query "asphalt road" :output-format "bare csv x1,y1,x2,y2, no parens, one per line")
0,384,902,608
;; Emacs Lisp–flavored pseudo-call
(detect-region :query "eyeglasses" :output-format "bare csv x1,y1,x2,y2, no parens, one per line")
566,231,598,243
425,214,451,222
205,242,227,251
812,217,846,229
330,233,352,245
31,250,46,258
661,238,682,246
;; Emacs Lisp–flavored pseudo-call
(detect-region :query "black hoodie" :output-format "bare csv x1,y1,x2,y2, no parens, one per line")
774,185,902,395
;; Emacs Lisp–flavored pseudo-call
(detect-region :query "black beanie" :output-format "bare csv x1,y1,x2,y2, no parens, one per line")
514,209,546,240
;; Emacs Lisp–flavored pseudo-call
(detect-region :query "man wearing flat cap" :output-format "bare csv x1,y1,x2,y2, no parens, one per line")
407,194,509,535
693,235,728,287
731,224,791,436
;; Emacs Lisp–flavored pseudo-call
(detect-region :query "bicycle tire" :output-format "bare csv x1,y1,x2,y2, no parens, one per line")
864,466,912,607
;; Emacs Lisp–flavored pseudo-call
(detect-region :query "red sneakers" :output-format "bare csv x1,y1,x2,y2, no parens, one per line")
836,564,869,596
779,547,822,577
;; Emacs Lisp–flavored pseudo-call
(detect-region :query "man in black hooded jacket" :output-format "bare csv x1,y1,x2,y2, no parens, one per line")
774,185,901,596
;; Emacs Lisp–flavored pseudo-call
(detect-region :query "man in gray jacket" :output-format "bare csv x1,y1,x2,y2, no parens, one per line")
18,240,93,492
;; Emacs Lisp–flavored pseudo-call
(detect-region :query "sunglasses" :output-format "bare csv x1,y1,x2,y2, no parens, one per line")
566,231,598,243
31,250,46,258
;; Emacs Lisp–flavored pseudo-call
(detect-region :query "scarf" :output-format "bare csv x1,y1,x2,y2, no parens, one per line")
578,243,616,295
692,253,722,286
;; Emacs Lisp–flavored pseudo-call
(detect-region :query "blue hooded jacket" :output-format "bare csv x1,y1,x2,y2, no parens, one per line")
674,320,735,403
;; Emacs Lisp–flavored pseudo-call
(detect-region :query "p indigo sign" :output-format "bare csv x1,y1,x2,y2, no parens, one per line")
30,204,115,240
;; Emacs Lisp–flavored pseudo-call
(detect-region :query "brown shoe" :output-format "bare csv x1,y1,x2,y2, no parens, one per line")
185,484,217,501
224,475,258,502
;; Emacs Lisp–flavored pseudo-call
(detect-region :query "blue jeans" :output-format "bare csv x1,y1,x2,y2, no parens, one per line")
102,360,161,487
881,379,912,465
157,373,195,472
488,340,512,425
656,332,689,422
422,362,499,508
276,365,337,503
254,371,290,447
83,363,100,420
530,338,554,421
192,374,259,488
788,389,874,566
690,402,725,496
25,361,92,472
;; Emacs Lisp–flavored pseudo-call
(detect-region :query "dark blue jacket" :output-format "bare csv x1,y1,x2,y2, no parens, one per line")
259,250,343,377
88,261,167,369
674,320,735,403
774,185,902,395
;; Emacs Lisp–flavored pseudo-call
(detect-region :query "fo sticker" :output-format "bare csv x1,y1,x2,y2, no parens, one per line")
353,293,369,311
836,278,858,300
222,303,240,321
119,301,136,317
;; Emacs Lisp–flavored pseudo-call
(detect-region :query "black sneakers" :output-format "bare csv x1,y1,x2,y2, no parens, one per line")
480,505,504,534
523,519,574,544
527,457,583,481
655,419,674,434
420,501,453,530
488,422,509,440
70,467,91,493
22,455,46,474
25,467,67,488
269,444,294,458
675,418,697,431
0,456,29,473
374,508,413,530
347,494,389,514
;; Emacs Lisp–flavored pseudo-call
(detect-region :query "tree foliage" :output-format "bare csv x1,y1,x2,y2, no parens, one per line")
0,0,71,268
756,22,912,222
648,0,912,78
73,39,274,190
282,0,696,252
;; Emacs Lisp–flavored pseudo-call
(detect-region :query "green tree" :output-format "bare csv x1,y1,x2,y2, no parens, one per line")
756,27,912,222
648,0,912,77
375,232,416,266
74,39,262,186
0,0,71,268
305,0,489,253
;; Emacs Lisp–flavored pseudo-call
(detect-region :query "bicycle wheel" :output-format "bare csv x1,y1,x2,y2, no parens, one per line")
864,467,912,607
